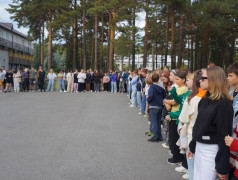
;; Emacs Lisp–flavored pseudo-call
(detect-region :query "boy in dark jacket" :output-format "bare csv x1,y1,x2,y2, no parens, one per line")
147,73,166,142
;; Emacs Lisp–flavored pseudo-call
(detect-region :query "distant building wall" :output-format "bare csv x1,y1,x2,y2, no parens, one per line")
0,49,9,69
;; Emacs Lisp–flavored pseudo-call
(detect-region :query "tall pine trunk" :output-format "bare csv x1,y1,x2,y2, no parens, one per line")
94,15,98,70
91,31,94,69
47,10,52,71
82,0,87,70
41,21,44,66
109,10,116,71
164,6,169,67
143,0,149,68
171,7,176,69
65,36,69,70
203,23,210,68
107,12,111,71
100,12,104,71
132,4,136,71
73,0,78,70
155,42,158,69
178,14,184,69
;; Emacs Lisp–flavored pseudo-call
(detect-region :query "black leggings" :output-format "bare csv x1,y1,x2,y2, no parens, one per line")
169,120,183,161
23,78,29,91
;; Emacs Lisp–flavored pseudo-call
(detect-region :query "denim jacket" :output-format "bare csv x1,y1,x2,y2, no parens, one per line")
230,90,238,131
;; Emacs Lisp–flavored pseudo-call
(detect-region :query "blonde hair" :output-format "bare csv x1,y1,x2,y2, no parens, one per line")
205,66,232,101
25,68,29,72
187,73,194,80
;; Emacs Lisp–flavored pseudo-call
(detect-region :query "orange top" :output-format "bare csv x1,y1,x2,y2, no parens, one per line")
196,88,207,98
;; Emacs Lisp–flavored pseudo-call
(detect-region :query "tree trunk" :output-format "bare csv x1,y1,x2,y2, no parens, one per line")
228,39,235,67
65,36,68,70
47,10,52,71
82,0,87,70
91,32,94,69
100,12,104,71
171,7,176,69
109,10,116,71
128,54,131,70
132,4,136,71
190,35,194,72
107,11,111,71
121,56,124,71
178,14,184,69
161,42,164,69
73,0,78,70
155,42,158,69
164,6,169,66
143,0,149,68
94,15,98,70
203,23,210,68
41,21,44,66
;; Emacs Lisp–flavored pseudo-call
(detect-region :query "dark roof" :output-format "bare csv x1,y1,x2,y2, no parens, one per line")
0,22,27,38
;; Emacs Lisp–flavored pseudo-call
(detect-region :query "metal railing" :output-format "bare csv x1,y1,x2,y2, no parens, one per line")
0,37,34,54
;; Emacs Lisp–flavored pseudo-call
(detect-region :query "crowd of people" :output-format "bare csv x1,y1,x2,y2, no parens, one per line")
2,62,238,180
126,62,238,180
0,65,130,93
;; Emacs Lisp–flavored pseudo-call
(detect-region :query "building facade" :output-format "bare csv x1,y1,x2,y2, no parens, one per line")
0,22,34,69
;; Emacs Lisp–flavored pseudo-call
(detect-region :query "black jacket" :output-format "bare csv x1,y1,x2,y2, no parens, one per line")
93,74,100,83
85,73,92,83
189,94,233,175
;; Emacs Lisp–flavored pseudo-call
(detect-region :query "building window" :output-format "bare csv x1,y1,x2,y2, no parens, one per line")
6,32,9,40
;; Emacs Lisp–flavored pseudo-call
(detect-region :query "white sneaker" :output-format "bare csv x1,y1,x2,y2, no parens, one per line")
138,112,142,115
60,90,63,92
130,105,135,108
162,143,169,149
175,166,187,173
64,90,67,92
168,150,173,156
182,173,189,180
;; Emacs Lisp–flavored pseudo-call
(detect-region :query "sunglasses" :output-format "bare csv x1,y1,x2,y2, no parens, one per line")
200,76,208,81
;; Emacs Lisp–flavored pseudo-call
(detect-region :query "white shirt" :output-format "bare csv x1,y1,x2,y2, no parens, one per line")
47,73,57,80
77,72,86,83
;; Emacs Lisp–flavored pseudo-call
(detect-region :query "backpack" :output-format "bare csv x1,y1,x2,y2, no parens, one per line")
136,77,142,91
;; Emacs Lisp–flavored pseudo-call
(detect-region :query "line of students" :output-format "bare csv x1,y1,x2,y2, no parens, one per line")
127,63,238,180
0,65,130,93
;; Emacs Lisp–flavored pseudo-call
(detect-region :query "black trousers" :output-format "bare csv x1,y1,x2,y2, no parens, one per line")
38,79,44,91
78,83,84,92
104,83,109,91
169,120,183,161
23,78,29,91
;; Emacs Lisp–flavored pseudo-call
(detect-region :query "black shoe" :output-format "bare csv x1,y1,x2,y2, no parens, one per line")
147,137,160,142
167,157,182,165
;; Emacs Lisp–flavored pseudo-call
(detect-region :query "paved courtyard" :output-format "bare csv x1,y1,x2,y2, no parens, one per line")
0,92,179,180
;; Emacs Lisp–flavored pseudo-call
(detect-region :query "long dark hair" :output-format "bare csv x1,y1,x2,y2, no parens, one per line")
187,70,202,104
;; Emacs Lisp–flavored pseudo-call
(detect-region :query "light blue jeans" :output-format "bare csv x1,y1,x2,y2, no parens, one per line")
186,148,194,180
58,78,65,91
132,90,137,107
140,94,146,113
47,79,54,91
111,81,117,93
137,91,142,107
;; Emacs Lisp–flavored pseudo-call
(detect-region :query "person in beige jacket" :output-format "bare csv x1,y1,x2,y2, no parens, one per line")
13,70,22,92
66,70,74,92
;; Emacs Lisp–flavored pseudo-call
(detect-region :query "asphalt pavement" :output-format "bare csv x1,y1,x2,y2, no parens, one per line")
0,92,180,180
